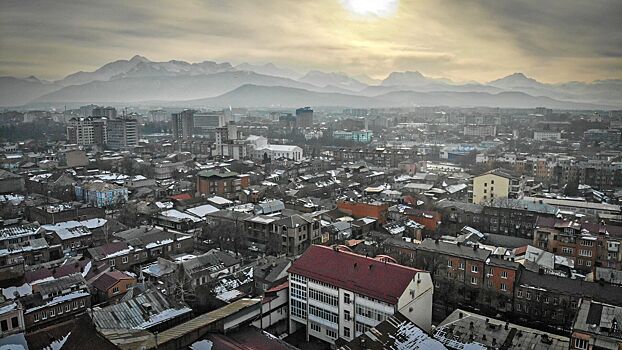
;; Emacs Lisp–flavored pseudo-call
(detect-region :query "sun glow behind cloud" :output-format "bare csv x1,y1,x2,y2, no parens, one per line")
339,0,399,19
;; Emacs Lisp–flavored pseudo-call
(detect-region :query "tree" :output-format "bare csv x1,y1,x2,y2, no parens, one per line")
202,220,247,256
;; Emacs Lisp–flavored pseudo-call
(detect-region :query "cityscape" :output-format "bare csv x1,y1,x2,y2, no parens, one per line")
0,1,621,349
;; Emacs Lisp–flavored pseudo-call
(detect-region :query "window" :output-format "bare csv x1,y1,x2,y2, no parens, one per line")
470,277,477,285
326,328,337,339
42,312,47,320
50,309,55,317
1,320,7,331
501,271,508,279
471,265,478,273
344,327,351,338
311,322,321,332
109,259,115,267
34,314,39,322
586,260,592,267
516,304,522,311
574,338,588,350
122,256,128,264
309,288,338,306
73,301,78,310
447,260,453,268
501,283,507,292
65,304,71,312
176,242,181,249
345,310,351,321
58,306,63,314
134,254,139,261
344,293,351,304
80,299,85,307
309,305,339,324
11,317,18,328
526,292,531,300
459,262,465,270
112,286,120,294
517,290,523,298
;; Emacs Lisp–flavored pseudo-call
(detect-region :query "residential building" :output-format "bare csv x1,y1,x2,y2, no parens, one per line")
106,116,139,149
74,181,128,207
0,170,24,194
196,169,250,199
91,270,137,301
67,117,107,146
533,130,562,141
333,130,373,143
296,107,314,128
288,245,434,345
172,109,195,139
92,106,117,118
463,124,497,137
0,298,25,338
19,273,91,330
42,221,93,253
571,299,622,350
194,111,226,136
337,200,390,223
472,168,524,204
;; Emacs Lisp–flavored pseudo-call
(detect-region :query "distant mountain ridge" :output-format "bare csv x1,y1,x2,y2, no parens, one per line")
1,55,620,109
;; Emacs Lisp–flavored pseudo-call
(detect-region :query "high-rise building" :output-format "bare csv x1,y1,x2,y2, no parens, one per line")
67,117,108,146
172,110,195,139
193,111,227,136
92,106,118,119
106,117,139,150
295,107,313,128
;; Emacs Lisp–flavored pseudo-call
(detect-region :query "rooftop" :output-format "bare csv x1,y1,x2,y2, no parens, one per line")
288,245,423,304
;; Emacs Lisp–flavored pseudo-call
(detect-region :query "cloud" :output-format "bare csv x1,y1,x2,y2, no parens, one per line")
0,0,620,82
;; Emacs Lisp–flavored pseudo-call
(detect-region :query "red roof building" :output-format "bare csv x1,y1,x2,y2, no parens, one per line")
287,245,434,345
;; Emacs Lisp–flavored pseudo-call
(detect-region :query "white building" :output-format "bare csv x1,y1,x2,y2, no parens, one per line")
533,130,562,141
463,125,496,137
247,135,303,161
288,245,433,345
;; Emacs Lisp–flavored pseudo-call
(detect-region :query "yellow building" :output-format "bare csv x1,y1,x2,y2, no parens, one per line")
472,168,524,204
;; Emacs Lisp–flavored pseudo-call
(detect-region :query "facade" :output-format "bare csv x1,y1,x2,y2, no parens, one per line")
75,181,128,207
194,111,226,136
92,106,117,118
0,169,24,194
196,169,250,199
288,245,433,345
472,168,524,204
0,299,25,338
336,200,390,223
67,117,103,146
247,136,303,161
91,270,137,300
463,124,497,137
295,107,314,128
106,117,139,149
333,130,373,143
172,109,195,139
533,130,562,141
532,217,622,273
20,273,91,330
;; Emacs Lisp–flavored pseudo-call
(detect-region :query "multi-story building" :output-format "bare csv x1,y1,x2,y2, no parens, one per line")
67,117,103,146
463,124,497,137
472,168,524,204
383,238,519,315
19,273,91,330
333,130,373,143
532,217,622,273
194,111,226,136
295,107,314,128
92,106,117,119
0,298,25,338
513,269,621,331
106,116,139,149
172,109,195,139
571,299,622,350
74,181,128,208
196,169,250,199
288,245,433,345
533,130,562,141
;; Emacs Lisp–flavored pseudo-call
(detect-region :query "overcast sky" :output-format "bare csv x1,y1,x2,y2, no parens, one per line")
1,0,620,83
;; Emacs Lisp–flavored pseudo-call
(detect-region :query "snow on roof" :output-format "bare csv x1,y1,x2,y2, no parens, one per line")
42,221,91,240
134,307,192,329
186,204,219,218
2,283,32,300
80,218,107,229
208,196,233,205
25,291,90,314
159,209,203,223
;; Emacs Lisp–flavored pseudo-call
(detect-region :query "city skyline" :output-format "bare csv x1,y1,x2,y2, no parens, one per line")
1,0,621,83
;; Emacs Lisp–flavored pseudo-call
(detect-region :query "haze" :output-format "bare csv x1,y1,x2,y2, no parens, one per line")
1,0,621,83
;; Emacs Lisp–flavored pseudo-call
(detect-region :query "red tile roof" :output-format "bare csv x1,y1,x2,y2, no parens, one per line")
288,245,423,304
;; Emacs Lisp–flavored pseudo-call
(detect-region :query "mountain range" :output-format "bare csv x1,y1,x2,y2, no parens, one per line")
1,55,620,109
